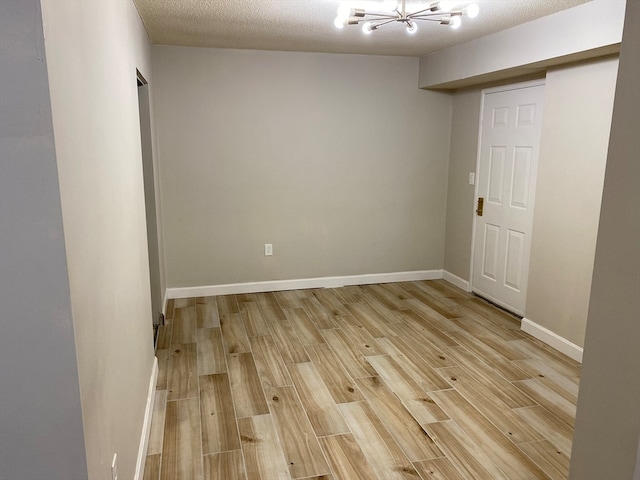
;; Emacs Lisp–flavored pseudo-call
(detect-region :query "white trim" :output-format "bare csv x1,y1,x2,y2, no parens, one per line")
482,78,546,95
161,289,168,317
468,86,484,295
521,317,583,363
442,271,471,292
166,270,443,299
134,357,159,480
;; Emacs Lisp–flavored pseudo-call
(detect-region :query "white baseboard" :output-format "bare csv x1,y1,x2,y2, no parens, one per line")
521,318,583,363
442,271,471,292
134,357,159,480
165,270,444,299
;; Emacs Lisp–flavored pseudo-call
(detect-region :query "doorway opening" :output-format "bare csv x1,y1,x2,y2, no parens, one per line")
137,70,163,344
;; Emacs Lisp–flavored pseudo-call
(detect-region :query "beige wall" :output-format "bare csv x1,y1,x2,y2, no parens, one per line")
526,57,619,347
443,57,618,349
41,1,157,478
419,0,624,89
426,0,625,354
443,88,481,281
153,47,453,288
570,0,640,476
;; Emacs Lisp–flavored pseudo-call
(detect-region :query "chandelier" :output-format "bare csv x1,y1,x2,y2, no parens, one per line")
334,0,479,34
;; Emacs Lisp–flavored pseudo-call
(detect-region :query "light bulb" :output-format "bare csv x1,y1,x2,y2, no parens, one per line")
450,15,462,28
362,22,374,34
465,3,479,18
334,16,346,28
406,22,418,34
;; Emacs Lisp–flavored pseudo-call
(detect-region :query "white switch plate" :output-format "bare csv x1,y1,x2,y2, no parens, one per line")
468,172,475,185
264,244,273,256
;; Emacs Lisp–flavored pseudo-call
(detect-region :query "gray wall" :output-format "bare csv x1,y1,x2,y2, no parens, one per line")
0,1,87,478
570,0,640,476
40,1,157,478
153,47,453,288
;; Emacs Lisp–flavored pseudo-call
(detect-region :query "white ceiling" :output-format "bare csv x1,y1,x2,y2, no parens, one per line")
133,0,591,57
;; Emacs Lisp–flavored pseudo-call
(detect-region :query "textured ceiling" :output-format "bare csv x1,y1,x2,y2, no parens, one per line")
133,0,592,57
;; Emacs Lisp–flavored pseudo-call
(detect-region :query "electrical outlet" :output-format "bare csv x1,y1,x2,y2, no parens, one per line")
111,453,118,480
468,172,475,185
264,243,273,256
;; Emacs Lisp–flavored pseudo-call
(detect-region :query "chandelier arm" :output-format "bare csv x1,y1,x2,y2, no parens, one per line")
409,15,451,21
370,18,401,28
364,11,398,18
363,12,400,19
408,12,449,19
409,7,441,16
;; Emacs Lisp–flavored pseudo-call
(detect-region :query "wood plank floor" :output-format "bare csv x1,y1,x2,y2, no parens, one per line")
144,280,580,480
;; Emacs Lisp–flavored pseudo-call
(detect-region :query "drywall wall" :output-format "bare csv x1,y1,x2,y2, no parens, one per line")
444,57,617,347
40,1,157,478
570,0,640,476
526,56,619,348
418,0,625,89
442,88,481,282
443,56,618,350
429,0,625,354
153,47,453,288
0,1,87,478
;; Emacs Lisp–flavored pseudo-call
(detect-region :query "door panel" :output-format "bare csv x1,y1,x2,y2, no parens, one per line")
488,147,506,204
472,82,544,316
517,103,537,126
482,224,500,280
511,147,532,208
493,106,509,127
505,229,525,291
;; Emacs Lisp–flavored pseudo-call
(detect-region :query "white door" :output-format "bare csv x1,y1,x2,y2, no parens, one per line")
471,82,544,316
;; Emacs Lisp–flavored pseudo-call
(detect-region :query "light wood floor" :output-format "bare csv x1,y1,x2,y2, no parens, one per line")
143,280,580,480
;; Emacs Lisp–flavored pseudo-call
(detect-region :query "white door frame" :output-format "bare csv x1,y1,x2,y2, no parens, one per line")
468,78,545,312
